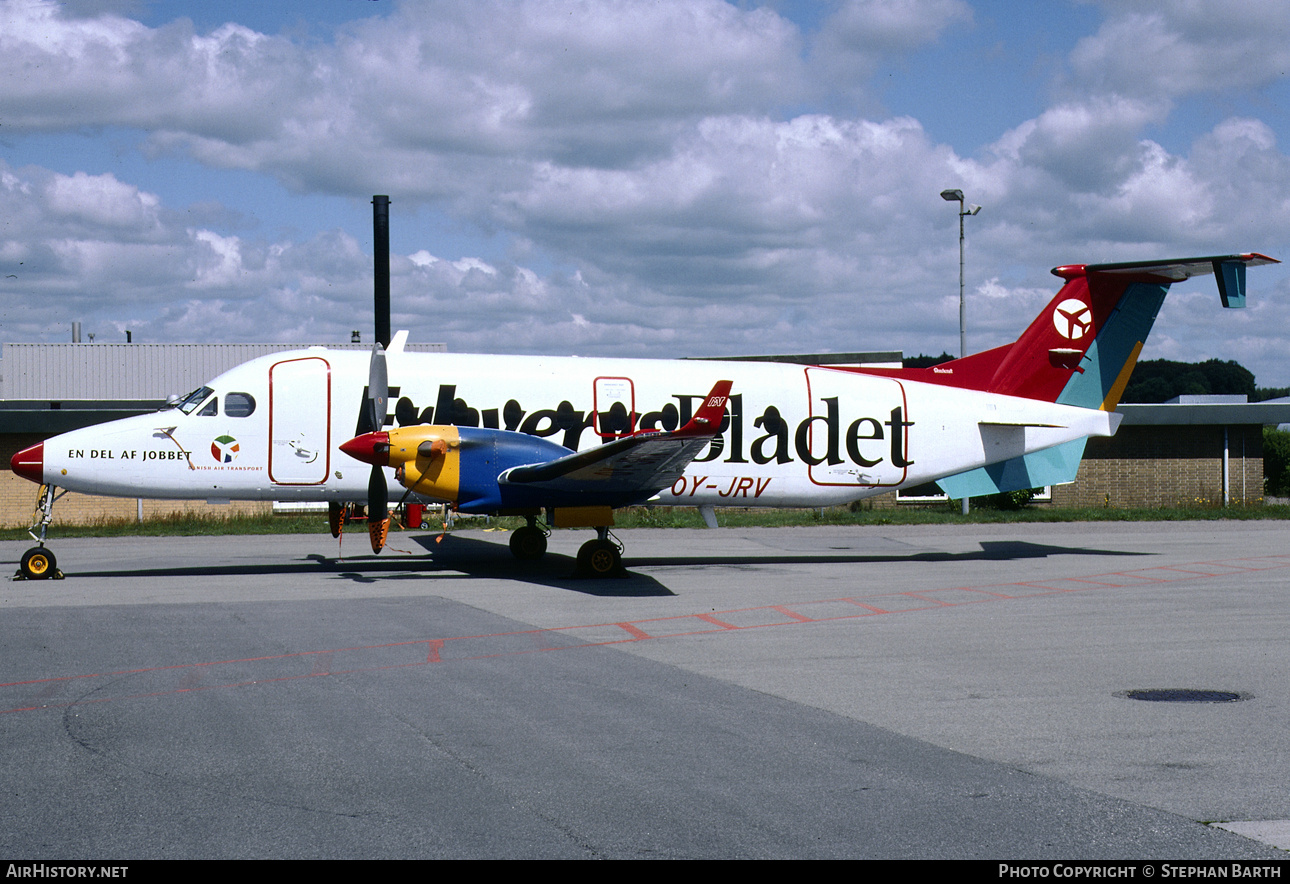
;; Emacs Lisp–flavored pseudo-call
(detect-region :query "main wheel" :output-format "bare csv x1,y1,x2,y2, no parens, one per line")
20,547,56,580
576,539,621,577
509,526,548,560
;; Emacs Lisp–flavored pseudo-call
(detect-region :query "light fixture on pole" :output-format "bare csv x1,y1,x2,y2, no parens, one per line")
941,188,981,515
940,189,981,359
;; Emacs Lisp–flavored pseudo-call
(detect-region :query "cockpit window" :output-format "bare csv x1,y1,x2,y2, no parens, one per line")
175,386,215,415
198,398,218,417
225,392,256,418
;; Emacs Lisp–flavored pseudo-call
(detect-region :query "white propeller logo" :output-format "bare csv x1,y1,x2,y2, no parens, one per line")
1052,299,1093,340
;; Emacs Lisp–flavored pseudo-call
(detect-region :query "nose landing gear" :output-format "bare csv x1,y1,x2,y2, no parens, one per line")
15,485,65,580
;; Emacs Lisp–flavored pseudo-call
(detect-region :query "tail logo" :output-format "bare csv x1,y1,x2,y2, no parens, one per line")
1053,299,1093,340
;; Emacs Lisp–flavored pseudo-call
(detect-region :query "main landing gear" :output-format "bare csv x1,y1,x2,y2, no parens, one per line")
576,528,623,578
15,484,65,581
509,515,549,560
506,516,624,577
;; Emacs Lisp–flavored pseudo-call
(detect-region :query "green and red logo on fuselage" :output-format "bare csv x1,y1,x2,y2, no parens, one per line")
211,435,239,463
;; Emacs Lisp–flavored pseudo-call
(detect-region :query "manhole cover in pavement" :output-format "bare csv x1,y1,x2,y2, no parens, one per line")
1118,689,1250,703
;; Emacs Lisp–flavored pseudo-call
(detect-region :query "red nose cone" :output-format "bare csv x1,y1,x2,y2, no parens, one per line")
10,442,44,484
339,432,390,466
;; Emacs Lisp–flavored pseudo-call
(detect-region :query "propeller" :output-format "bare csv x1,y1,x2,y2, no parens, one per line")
357,343,390,553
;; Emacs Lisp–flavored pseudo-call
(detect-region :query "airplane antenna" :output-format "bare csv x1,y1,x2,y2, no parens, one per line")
373,194,391,349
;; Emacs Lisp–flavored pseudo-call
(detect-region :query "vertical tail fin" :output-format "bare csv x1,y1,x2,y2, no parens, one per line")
929,252,1276,498
932,253,1276,406
983,266,1166,408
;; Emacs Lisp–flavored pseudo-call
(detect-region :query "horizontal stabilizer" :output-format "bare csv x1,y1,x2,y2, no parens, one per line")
1070,253,1279,309
1077,252,1277,281
978,420,1063,428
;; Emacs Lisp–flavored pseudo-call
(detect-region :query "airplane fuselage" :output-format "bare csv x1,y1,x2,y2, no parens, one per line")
33,347,1116,510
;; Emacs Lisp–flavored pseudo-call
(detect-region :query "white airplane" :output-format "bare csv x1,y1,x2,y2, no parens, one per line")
9,253,1276,580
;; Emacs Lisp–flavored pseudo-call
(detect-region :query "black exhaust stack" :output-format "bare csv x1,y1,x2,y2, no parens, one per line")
372,195,391,348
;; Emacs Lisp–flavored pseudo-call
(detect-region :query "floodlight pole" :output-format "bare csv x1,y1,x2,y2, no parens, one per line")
941,189,981,515
958,202,966,358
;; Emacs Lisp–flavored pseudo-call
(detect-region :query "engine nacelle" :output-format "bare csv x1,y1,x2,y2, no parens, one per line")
341,425,574,512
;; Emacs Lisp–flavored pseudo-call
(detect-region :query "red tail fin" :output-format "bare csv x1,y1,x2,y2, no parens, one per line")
853,253,1276,407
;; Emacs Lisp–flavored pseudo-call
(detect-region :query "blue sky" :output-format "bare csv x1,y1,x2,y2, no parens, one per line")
3,0,1290,386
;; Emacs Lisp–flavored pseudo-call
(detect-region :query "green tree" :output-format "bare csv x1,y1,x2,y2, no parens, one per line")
1263,428,1290,497
1122,359,1255,403
904,352,955,368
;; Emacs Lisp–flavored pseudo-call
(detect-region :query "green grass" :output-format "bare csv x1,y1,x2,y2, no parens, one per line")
604,503,1290,528
0,511,333,541
4,502,1290,541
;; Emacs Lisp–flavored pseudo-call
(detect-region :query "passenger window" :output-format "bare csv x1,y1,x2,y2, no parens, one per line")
199,398,218,417
225,392,256,418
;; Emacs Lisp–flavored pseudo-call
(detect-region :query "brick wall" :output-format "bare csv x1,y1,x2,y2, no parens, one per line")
862,424,1264,510
1050,424,1263,508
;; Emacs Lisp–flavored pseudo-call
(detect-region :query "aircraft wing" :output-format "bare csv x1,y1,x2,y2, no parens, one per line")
499,380,732,498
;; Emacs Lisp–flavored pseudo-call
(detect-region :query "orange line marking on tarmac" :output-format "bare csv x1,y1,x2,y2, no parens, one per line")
6,555,1290,714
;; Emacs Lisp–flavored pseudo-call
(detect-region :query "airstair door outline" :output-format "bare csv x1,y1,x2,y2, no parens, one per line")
269,357,331,485
803,367,909,488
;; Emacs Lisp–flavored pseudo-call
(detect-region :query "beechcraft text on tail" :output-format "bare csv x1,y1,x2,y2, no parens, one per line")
9,253,1277,579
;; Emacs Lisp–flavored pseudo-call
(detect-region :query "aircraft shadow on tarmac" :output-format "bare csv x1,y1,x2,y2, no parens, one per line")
343,533,677,597
348,534,1147,596
62,534,1147,598
627,538,1149,569
63,533,674,598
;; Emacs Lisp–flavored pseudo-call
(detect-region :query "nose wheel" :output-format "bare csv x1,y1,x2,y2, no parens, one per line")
17,546,60,581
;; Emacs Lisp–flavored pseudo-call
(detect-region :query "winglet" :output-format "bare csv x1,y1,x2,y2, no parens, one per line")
673,381,733,438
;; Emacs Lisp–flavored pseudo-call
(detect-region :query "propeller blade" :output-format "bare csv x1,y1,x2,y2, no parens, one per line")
368,463,390,553
358,343,390,553
356,343,388,436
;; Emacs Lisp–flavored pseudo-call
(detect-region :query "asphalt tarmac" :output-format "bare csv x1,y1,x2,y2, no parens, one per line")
2,520,1288,859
